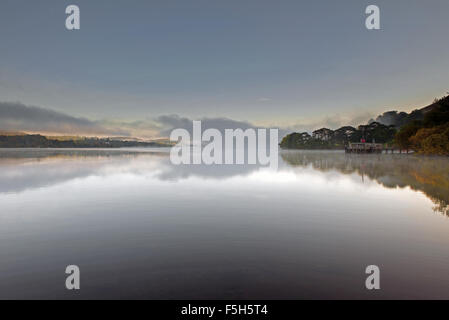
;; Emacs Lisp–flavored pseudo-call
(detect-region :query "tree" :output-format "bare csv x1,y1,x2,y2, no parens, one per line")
395,121,422,151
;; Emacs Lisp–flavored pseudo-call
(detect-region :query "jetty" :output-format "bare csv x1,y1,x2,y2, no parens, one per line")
345,142,383,154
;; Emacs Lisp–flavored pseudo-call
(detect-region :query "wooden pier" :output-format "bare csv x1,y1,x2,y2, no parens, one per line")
345,142,383,154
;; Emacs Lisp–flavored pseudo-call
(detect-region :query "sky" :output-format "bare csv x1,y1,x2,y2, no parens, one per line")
0,0,448,138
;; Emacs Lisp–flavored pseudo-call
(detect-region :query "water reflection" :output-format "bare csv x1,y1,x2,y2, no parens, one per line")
1,148,449,299
1,148,448,215
0,149,166,193
0,148,260,193
281,151,449,216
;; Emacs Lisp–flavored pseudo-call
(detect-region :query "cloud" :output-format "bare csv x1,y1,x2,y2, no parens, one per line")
347,112,374,127
0,101,375,140
0,102,272,139
0,102,128,136
155,114,254,136
0,102,264,139
98,118,161,138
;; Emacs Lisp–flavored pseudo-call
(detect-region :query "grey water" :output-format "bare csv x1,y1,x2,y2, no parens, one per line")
0,148,448,299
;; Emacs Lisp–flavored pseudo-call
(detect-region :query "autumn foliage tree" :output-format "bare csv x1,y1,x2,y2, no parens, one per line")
395,94,449,155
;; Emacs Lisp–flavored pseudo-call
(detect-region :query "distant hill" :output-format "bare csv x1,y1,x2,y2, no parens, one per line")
372,96,443,127
0,134,170,148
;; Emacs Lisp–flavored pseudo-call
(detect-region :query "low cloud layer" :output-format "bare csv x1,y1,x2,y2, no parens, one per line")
0,101,373,140
154,114,293,142
0,102,127,136
156,115,254,136
0,102,268,139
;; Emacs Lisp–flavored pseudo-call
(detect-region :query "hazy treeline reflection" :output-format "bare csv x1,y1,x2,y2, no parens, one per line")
0,148,448,216
0,148,260,193
281,151,449,216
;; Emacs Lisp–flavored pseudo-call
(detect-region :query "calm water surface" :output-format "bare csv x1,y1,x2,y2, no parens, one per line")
0,148,448,299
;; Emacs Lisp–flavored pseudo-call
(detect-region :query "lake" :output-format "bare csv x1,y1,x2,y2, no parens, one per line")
0,148,448,299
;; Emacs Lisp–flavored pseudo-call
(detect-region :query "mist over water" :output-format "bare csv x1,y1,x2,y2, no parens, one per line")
0,148,448,299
